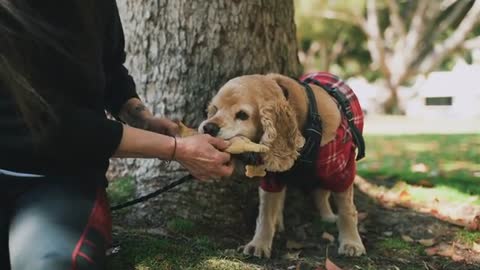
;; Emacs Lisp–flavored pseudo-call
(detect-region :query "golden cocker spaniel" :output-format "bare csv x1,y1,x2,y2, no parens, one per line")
199,73,366,258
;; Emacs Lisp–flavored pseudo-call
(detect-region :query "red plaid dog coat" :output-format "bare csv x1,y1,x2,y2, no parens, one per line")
260,72,364,193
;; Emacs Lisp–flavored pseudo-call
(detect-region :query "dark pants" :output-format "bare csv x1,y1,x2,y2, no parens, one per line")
0,174,111,270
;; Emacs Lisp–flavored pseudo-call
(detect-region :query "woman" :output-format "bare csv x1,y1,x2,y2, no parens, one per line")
0,0,233,269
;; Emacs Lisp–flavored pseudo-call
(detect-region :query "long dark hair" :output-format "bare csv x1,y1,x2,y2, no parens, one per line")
0,0,92,138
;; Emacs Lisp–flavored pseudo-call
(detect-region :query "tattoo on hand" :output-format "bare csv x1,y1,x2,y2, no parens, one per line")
120,103,150,129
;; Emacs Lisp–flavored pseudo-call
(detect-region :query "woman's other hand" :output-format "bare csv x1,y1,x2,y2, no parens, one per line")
175,134,234,181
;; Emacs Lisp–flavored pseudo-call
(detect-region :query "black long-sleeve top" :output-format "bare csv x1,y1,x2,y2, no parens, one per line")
0,0,138,180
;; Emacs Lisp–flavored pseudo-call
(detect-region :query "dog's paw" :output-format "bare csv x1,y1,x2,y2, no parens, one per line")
338,240,366,256
241,240,272,258
321,214,338,223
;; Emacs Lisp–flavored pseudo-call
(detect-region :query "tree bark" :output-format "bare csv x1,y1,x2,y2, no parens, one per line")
114,0,301,230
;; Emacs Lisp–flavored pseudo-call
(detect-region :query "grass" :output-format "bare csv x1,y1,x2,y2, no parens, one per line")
107,231,215,269
107,134,480,269
358,134,480,253
167,218,196,235
357,134,480,204
107,176,136,206
455,230,480,245
377,237,424,256
107,229,261,270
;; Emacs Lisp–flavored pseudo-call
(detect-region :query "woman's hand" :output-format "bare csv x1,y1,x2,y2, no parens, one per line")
174,134,234,181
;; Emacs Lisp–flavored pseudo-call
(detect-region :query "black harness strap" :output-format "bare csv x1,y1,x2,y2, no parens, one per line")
274,81,322,183
297,82,323,164
302,77,366,161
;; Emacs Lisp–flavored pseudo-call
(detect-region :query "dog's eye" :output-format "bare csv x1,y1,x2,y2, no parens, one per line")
207,106,218,117
235,110,249,120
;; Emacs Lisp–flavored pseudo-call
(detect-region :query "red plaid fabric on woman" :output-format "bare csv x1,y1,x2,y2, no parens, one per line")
260,72,364,193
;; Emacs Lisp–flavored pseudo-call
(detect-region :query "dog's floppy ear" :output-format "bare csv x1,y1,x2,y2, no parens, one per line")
259,97,305,172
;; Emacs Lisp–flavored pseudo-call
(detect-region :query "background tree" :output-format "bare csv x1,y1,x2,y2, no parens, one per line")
307,0,480,113
295,0,375,80
114,0,300,229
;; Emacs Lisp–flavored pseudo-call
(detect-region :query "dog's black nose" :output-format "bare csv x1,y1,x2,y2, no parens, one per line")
203,122,220,136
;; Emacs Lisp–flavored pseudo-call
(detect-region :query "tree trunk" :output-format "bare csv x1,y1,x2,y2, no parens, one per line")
383,85,400,115
114,0,301,230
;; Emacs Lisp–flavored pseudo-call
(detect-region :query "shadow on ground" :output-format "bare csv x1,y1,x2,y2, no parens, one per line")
107,185,480,270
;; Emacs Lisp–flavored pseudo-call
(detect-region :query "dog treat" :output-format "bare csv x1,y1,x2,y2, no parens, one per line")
177,122,268,178
245,165,267,178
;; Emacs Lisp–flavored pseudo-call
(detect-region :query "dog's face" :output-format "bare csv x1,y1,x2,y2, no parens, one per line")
199,74,305,172
199,75,270,142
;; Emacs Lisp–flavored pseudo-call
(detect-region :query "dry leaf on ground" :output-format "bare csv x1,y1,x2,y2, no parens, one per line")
418,238,436,247
358,212,368,221
322,232,335,243
325,258,343,270
401,235,415,243
472,242,480,253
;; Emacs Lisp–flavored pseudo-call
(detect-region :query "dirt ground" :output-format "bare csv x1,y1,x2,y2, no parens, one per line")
203,188,479,270
109,185,480,270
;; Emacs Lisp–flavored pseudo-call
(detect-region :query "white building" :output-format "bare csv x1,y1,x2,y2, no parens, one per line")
405,61,480,119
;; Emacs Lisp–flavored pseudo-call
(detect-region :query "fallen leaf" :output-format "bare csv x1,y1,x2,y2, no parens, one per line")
411,163,429,173
286,240,304,250
357,212,368,221
425,246,438,256
284,251,302,260
326,258,343,270
322,232,335,243
472,242,480,253
401,235,415,243
399,190,411,202
451,254,464,261
436,244,454,257
418,238,436,247
417,179,434,188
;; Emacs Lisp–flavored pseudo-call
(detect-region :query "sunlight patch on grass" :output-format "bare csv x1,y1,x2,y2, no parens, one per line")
455,230,480,244
441,161,480,172
404,142,439,153
195,258,262,270
408,185,480,205
106,231,220,270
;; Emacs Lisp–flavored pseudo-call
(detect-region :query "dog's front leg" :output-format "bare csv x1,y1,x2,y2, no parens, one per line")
333,185,366,256
313,188,337,223
242,187,286,258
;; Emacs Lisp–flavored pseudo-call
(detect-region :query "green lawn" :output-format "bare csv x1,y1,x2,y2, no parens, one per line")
357,134,480,205
107,134,480,269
